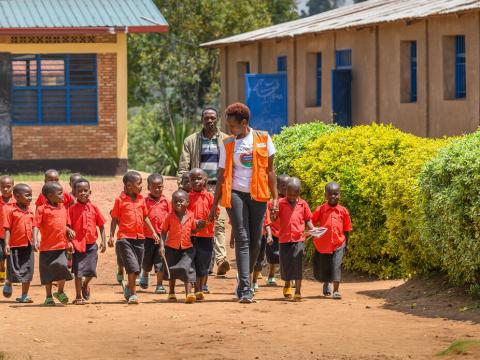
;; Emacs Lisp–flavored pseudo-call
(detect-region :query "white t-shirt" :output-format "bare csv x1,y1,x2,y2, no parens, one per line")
218,129,276,193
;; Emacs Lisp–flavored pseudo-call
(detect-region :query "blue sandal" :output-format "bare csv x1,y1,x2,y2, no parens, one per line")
16,295,33,303
323,283,331,296
155,284,166,294
3,283,12,298
123,285,131,301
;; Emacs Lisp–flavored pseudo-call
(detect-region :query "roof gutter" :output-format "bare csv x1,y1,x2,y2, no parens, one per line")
0,25,168,35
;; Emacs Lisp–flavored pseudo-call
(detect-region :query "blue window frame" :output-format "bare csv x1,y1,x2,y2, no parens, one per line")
277,56,287,72
316,53,322,106
336,49,352,69
455,35,466,99
11,54,98,125
410,41,417,102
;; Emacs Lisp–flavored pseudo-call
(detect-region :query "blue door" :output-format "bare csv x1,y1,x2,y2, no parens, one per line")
245,73,288,135
331,69,352,127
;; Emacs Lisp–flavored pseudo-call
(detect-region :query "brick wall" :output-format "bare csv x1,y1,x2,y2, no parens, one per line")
12,53,118,160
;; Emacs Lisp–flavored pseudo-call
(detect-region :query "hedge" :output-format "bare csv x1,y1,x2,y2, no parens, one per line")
279,123,448,278
419,131,480,285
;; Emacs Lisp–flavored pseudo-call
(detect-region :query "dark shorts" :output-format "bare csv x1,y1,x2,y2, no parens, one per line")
165,246,196,283
279,242,305,281
7,244,34,283
39,250,74,285
254,235,267,272
116,239,144,275
142,238,164,273
72,243,98,278
266,236,280,265
115,241,123,268
0,238,5,262
313,245,345,283
192,236,214,277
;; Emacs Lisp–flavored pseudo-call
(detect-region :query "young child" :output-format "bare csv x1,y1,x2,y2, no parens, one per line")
274,177,314,302
69,173,82,199
35,169,75,209
2,184,34,303
265,174,290,286
108,171,159,305
34,182,75,306
139,173,170,294
69,178,106,305
161,189,204,304
179,173,192,193
0,175,15,284
188,168,218,301
311,182,352,300
252,208,272,291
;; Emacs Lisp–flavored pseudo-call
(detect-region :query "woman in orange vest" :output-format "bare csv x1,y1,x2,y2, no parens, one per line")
208,102,278,303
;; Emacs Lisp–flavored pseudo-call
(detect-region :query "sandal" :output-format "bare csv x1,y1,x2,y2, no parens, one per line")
195,291,205,301
139,274,149,289
293,294,302,302
53,292,69,305
155,284,166,294
185,293,196,304
283,287,293,299
123,285,131,301
168,293,177,302
266,277,277,286
81,285,91,301
323,283,332,297
16,295,33,303
72,298,86,305
116,272,124,285
0,271,6,284
3,282,13,298
43,297,56,306
128,295,139,304
332,291,342,300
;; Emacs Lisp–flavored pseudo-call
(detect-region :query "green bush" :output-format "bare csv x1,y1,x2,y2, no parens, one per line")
419,131,480,285
290,124,447,278
273,121,337,175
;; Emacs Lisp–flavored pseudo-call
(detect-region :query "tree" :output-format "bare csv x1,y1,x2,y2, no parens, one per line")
305,0,368,16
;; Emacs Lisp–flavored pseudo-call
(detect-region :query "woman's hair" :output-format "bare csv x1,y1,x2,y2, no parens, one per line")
225,102,250,123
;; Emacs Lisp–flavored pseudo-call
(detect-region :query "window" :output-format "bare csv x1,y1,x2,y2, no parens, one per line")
277,56,287,72
236,61,250,102
305,52,322,107
335,49,352,69
11,54,98,125
455,35,466,99
400,41,417,103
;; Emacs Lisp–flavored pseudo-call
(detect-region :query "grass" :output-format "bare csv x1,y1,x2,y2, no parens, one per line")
8,172,114,182
437,339,480,356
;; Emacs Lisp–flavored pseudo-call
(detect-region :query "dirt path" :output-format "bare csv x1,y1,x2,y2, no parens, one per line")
1,177,479,360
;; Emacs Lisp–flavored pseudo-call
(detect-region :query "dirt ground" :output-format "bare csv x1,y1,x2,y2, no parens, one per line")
1,176,479,360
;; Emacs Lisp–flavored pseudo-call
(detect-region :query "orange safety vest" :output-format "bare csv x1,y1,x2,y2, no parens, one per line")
221,130,270,208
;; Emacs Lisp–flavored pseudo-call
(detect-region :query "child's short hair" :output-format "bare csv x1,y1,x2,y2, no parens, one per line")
0,175,13,183
42,181,62,197
189,168,207,178
325,182,340,193
74,178,90,191
13,183,30,195
172,189,188,199
70,172,82,182
45,169,59,178
147,173,163,185
287,177,301,190
123,171,141,185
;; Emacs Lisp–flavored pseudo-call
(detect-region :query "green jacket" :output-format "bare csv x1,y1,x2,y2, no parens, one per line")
177,129,228,180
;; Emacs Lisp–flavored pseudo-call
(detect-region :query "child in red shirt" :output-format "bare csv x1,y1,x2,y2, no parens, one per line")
274,177,315,302
69,173,82,200
2,184,34,303
35,169,75,209
34,182,75,306
311,182,352,300
69,178,106,305
109,171,159,305
139,173,171,294
0,175,15,284
161,189,205,304
188,168,218,301
179,172,192,193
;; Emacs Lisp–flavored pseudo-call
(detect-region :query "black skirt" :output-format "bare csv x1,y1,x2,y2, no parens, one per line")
192,236,214,277
165,246,196,283
72,243,98,278
312,246,345,283
116,239,144,275
7,244,34,283
279,242,305,281
39,250,74,285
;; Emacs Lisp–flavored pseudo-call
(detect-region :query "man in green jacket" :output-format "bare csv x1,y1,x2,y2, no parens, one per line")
178,107,230,279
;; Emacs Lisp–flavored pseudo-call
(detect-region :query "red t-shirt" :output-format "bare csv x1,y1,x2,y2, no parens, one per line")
69,201,106,252
3,204,34,248
111,192,148,240
144,195,171,238
36,192,75,209
311,203,352,254
161,210,196,250
277,197,312,243
268,199,281,238
34,204,70,252
0,196,16,239
188,191,218,238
